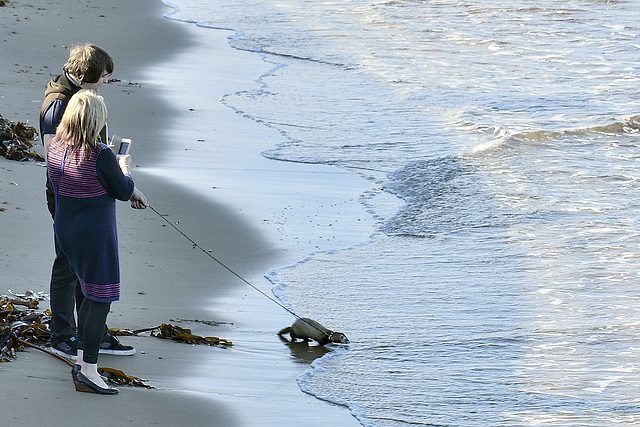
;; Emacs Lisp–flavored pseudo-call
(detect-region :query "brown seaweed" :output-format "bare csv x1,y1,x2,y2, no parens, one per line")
1,291,231,389
0,292,156,387
0,114,44,162
99,367,154,389
1,295,50,362
109,323,233,347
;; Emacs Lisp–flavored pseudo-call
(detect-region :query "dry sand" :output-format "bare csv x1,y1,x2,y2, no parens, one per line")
0,0,362,425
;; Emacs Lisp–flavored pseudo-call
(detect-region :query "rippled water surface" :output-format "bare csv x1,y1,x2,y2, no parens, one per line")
164,0,640,424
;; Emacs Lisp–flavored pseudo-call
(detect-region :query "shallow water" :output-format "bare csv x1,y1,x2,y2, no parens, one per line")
163,1,640,425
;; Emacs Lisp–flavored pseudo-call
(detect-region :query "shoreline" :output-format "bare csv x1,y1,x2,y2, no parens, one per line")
0,0,362,425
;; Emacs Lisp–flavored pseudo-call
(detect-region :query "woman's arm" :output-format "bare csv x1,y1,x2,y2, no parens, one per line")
96,147,135,201
118,154,148,209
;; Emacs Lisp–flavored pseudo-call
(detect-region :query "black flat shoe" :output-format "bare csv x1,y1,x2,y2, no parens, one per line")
75,372,119,395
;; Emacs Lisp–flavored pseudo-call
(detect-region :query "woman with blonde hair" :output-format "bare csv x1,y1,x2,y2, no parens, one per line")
47,89,147,394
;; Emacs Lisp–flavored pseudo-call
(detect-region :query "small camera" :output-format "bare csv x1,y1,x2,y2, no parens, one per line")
117,138,132,156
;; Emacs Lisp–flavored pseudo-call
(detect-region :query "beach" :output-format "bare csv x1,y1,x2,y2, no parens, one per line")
6,0,640,424
0,0,362,425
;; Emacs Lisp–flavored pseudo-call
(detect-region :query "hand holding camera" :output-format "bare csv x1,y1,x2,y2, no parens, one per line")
109,135,132,157
109,135,146,209
109,135,133,174
117,150,131,169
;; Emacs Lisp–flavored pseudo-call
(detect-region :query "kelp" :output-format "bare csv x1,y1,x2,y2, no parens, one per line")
1,290,231,389
109,323,233,347
99,367,153,389
0,115,44,162
154,323,233,346
1,291,50,361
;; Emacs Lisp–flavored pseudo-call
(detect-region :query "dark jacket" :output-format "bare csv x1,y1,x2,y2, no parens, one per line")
40,72,80,142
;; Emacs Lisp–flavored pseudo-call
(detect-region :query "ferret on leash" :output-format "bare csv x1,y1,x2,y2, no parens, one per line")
278,317,349,345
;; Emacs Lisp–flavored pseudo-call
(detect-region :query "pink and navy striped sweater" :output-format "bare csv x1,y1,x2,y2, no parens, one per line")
47,140,134,302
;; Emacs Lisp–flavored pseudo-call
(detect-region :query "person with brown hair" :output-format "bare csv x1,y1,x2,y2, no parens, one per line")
47,90,147,394
40,44,137,359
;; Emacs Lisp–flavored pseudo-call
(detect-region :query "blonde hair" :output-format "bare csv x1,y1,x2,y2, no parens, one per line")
55,90,107,161
63,43,114,84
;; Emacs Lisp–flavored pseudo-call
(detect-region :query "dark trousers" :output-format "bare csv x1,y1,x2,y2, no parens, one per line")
77,298,111,364
49,234,84,346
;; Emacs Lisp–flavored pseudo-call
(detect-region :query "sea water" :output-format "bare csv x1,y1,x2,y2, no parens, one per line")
161,1,640,425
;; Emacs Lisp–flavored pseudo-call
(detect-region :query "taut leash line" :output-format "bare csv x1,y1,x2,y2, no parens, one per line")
147,205,302,321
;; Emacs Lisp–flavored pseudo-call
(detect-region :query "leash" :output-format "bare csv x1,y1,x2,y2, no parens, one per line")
147,205,306,323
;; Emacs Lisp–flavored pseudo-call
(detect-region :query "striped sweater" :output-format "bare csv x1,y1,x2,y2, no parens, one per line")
47,140,134,302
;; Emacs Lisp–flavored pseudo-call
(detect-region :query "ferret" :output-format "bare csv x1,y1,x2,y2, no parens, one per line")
278,317,349,345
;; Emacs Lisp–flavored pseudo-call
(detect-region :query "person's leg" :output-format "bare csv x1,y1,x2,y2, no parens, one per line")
75,271,135,356
77,298,111,388
49,236,80,354
75,279,85,314
74,300,87,382
76,297,88,362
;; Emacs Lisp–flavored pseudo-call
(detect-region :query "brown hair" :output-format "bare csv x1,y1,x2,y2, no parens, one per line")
55,90,108,162
63,44,114,84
